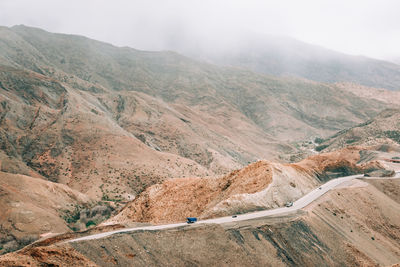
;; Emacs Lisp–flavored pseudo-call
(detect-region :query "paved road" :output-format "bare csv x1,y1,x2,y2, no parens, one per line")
67,172,399,243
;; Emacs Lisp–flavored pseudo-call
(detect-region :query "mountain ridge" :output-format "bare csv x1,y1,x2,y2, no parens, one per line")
172,32,400,91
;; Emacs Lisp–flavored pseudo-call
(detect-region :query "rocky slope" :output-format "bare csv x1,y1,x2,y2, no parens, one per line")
1,25,400,258
335,82,400,105
316,109,400,152
0,25,396,198
0,171,92,254
0,65,210,201
76,178,400,266
107,147,388,225
1,177,399,267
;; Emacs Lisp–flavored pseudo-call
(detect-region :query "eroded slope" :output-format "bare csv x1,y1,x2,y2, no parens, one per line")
108,147,386,224
317,109,400,152
1,177,399,267
0,171,91,254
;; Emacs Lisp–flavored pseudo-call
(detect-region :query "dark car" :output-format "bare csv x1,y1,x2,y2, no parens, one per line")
285,202,293,207
232,215,237,218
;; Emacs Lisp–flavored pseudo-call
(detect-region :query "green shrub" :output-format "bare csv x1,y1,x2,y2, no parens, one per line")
86,220,97,228
315,144,328,151
63,205,81,224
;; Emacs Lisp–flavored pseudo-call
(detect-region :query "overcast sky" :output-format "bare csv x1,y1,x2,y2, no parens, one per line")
0,0,399,60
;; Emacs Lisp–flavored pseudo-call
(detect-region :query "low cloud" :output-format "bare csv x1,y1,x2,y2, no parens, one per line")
0,0,399,59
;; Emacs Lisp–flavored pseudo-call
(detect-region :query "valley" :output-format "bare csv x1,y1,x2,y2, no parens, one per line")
0,24,399,266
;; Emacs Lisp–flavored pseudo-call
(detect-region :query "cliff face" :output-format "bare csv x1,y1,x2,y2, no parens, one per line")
108,147,387,225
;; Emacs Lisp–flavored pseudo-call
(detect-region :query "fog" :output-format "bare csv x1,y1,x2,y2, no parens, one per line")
0,0,399,60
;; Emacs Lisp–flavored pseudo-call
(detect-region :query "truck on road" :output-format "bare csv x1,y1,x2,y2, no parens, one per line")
186,217,197,224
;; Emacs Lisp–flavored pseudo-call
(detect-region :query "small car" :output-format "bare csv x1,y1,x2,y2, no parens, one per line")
319,187,322,190
232,215,237,218
285,202,293,207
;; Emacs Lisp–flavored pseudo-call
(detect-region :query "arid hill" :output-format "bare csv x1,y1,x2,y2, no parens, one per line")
1,25,400,259
316,109,400,152
107,147,389,225
0,66,210,202
0,171,92,254
1,177,399,267
0,25,397,200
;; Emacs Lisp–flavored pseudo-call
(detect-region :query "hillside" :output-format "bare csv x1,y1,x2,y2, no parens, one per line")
0,171,92,254
107,147,390,225
0,25,395,197
1,25,400,256
0,65,210,200
1,177,399,266
176,34,400,91
70,178,400,266
316,109,400,152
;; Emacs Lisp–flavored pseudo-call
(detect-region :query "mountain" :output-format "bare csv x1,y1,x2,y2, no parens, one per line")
174,33,400,91
0,25,394,199
1,25,400,255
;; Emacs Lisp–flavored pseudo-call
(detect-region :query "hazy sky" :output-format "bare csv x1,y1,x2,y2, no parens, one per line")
0,0,399,60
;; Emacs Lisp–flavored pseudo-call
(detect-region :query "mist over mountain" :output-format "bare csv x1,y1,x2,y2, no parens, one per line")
390,57,400,65
0,0,400,264
170,32,400,91
0,25,393,187
0,24,400,263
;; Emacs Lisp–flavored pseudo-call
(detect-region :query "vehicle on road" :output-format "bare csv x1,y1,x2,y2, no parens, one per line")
319,187,322,189
232,215,237,218
285,202,293,207
186,217,197,224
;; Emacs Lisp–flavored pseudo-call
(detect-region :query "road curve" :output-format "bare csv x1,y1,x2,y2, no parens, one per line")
66,172,399,243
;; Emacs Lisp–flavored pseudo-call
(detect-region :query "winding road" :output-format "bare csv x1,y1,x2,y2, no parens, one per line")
67,172,399,243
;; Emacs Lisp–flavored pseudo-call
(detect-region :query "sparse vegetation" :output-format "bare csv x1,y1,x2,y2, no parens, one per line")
86,220,96,228
315,144,328,152
384,130,400,143
62,205,82,224
1,25,400,264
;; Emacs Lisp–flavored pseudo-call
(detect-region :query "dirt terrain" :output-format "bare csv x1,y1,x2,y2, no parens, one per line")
317,109,400,152
1,176,399,267
0,25,397,198
107,147,390,225
1,25,400,262
0,171,91,254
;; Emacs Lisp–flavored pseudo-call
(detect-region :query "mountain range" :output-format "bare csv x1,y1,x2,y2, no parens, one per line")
0,25,400,262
